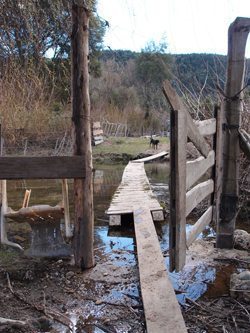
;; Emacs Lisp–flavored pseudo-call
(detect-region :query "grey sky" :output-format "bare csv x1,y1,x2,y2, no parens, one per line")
97,0,250,57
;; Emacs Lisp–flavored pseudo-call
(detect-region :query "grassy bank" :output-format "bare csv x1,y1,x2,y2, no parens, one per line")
92,136,169,158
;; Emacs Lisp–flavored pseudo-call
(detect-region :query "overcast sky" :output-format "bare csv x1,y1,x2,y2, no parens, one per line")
97,0,250,57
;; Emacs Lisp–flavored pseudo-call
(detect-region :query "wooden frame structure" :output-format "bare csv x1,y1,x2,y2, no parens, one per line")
163,81,217,271
163,17,250,272
0,2,94,269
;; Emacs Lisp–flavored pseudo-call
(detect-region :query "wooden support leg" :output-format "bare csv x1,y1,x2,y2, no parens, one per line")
151,210,164,221
109,215,121,226
0,180,23,251
62,179,72,238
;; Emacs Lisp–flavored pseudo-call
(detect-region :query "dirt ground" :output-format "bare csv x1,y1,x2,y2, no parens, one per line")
0,242,145,333
0,235,249,333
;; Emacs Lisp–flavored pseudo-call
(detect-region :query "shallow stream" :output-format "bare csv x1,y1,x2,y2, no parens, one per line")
5,162,239,308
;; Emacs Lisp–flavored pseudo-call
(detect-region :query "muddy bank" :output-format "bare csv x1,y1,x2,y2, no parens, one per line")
0,231,145,333
1,232,250,333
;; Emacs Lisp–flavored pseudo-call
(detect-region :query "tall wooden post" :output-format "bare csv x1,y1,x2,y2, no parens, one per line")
71,1,94,269
216,17,250,248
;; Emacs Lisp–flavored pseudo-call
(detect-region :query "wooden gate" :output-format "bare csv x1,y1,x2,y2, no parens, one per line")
163,81,222,272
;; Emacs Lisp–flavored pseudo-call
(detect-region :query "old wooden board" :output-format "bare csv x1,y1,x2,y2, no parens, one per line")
163,80,210,157
186,179,214,217
195,118,216,136
186,206,213,247
169,107,187,272
106,162,163,220
133,207,187,333
132,151,169,163
0,156,86,179
186,150,215,190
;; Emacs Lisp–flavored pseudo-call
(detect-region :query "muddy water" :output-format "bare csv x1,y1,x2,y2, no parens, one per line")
5,162,232,306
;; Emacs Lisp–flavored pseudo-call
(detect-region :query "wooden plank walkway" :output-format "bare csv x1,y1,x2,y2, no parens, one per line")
134,207,187,333
106,161,187,332
106,162,164,225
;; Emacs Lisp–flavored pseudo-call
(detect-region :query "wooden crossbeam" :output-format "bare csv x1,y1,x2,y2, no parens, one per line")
195,118,216,136
186,113,210,157
186,206,213,247
0,156,85,179
163,81,211,157
239,128,250,160
186,150,215,190
186,179,214,217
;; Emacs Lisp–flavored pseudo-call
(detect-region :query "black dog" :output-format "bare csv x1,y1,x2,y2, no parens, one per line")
150,137,159,150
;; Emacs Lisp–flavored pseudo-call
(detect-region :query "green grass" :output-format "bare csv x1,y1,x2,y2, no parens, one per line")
93,136,169,156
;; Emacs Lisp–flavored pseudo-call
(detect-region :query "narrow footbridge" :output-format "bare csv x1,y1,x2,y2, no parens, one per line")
106,161,164,225
106,156,187,333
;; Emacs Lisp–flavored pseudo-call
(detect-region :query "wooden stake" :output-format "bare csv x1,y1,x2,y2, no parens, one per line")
62,179,72,238
71,1,94,269
169,108,187,272
217,17,250,248
22,189,31,208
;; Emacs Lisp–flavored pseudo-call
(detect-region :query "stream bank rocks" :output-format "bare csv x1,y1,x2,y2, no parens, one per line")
234,229,250,250
230,270,250,302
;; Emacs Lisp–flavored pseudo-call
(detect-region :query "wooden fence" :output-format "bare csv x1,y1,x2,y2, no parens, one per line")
101,120,127,137
163,81,220,272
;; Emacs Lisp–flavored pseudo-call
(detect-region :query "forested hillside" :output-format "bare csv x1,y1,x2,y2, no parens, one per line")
0,0,249,142
96,50,249,130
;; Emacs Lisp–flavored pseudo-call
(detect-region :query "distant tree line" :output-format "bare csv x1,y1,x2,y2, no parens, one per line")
0,0,249,141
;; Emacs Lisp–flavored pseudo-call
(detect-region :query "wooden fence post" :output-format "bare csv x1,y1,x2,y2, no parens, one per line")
217,17,250,248
169,108,187,271
71,1,94,269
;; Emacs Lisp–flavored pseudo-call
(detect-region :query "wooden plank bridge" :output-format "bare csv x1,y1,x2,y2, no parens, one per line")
106,161,164,225
106,158,187,333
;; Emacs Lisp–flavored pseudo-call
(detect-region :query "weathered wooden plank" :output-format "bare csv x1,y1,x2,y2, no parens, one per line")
162,81,181,110
186,179,214,217
186,112,210,157
93,140,104,146
239,128,250,160
109,215,121,226
5,204,64,222
106,162,163,217
214,104,225,246
195,118,216,136
92,121,101,129
186,150,215,190
93,129,103,136
186,206,213,247
163,81,210,157
133,207,187,333
169,107,187,272
132,151,169,163
0,156,85,179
